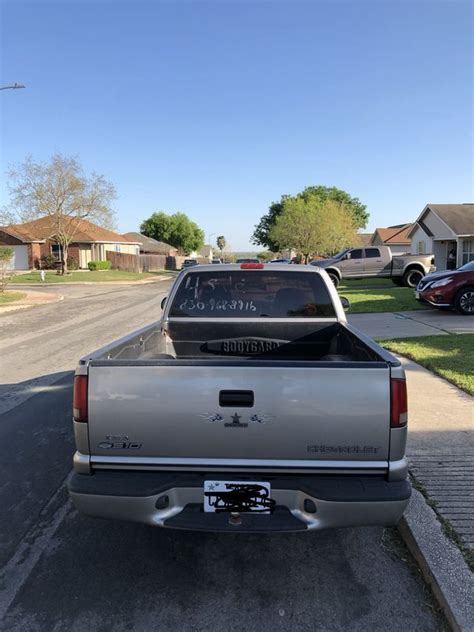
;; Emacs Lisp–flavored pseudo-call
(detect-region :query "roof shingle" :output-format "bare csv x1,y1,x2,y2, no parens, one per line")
122,232,177,253
5,216,138,243
425,204,474,235
372,223,413,245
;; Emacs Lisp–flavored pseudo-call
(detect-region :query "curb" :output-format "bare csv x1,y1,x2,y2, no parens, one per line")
8,274,174,287
0,293,64,313
398,488,474,631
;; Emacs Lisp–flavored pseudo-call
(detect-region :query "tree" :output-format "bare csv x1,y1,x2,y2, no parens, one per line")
0,247,14,292
257,250,274,262
252,185,368,250
5,154,116,274
268,197,357,263
216,235,226,258
140,211,204,255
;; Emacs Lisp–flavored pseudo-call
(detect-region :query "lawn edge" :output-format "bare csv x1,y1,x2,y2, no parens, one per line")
380,339,474,397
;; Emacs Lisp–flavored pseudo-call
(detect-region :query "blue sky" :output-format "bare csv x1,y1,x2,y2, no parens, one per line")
1,0,472,250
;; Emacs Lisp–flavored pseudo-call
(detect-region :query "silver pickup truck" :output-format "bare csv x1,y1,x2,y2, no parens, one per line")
69,264,410,532
311,245,435,288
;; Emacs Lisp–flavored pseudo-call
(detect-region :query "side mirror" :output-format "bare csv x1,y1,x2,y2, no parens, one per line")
340,296,351,312
161,296,167,310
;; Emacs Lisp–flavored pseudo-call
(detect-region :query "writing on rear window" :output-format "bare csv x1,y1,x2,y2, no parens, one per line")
179,299,257,312
170,271,335,318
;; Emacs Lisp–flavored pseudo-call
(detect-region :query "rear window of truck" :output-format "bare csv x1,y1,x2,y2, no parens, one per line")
169,270,336,318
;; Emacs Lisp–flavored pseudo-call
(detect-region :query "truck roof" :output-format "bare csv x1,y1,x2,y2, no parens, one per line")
179,263,323,273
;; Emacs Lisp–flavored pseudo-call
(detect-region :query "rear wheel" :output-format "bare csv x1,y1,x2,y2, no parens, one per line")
454,286,474,315
327,272,339,288
392,278,404,287
403,268,423,288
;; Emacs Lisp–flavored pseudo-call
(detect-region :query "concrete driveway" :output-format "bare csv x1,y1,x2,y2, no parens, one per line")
349,309,474,339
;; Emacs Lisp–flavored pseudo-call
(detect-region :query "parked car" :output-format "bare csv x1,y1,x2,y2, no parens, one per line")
69,263,410,533
182,259,198,268
269,258,290,264
415,261,474,314
212,258,222,264
310,245,435,288
235,257,260,264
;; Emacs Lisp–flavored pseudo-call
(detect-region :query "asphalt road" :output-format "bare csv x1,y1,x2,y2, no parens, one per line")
0,282,445,631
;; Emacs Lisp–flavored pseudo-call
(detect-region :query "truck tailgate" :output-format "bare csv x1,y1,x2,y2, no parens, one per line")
87,362,391,467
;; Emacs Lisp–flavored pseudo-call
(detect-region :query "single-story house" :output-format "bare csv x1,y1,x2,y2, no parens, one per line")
369,223,413,254
356,233,373,247
409,204,474,271
0,216,140,270
122,232,177,256
191,244,214,262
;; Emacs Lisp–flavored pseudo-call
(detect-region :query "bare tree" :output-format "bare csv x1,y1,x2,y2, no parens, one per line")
5,154,117,274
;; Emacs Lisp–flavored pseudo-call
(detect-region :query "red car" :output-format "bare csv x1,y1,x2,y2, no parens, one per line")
415,261,474,315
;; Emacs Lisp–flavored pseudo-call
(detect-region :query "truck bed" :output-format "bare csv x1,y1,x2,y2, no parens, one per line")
84,320,388,363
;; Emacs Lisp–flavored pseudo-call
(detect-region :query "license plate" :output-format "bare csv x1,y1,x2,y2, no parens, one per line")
204,480,274,513
415,291,420,299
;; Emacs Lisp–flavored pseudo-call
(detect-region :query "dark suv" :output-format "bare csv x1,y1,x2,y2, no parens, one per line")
415,261,474,315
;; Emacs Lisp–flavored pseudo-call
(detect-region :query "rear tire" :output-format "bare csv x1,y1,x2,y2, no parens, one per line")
454,286,474,315
327,272,339,288
392,278,404,287
403,269,423,288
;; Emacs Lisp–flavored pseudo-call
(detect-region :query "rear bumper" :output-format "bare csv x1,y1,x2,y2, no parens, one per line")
69,471,411,533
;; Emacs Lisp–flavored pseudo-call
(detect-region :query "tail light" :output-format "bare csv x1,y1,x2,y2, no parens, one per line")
73,375,88,422
240,263,264,269
391,378,407,427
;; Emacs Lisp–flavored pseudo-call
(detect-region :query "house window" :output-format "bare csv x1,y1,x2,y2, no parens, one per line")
417,241,426,254
51,244,63,261
462,240,474,265
114,244,121,253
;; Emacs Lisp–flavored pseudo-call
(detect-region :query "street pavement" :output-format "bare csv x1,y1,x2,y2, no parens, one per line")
349,309,474,339
0,282,446,631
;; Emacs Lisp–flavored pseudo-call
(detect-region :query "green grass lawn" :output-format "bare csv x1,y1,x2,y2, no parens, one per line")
339,278,398,289
340,286,426,313
381,334,474,396
11,270,167,283
0,291,27,305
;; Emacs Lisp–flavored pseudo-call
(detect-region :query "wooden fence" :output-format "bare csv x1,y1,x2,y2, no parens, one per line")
140,254,167,272
107,251,211,272
106,251,140,272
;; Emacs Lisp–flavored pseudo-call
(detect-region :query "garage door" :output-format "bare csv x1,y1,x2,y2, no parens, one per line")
7,245,29,270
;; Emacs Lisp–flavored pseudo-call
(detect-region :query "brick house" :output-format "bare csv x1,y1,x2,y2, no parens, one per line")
369,223,413,254
0,216,140,270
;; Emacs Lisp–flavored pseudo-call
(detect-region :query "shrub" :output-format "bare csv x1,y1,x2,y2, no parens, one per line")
38,254,58,269
88,260,111,271
0,246,14,292
67,256,79,270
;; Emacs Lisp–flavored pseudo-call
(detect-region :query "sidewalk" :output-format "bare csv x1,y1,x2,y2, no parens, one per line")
349,310,474,338
402,356,474,557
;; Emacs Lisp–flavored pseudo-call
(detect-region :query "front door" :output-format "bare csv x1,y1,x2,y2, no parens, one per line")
339,248,365,278
446,242,457,270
